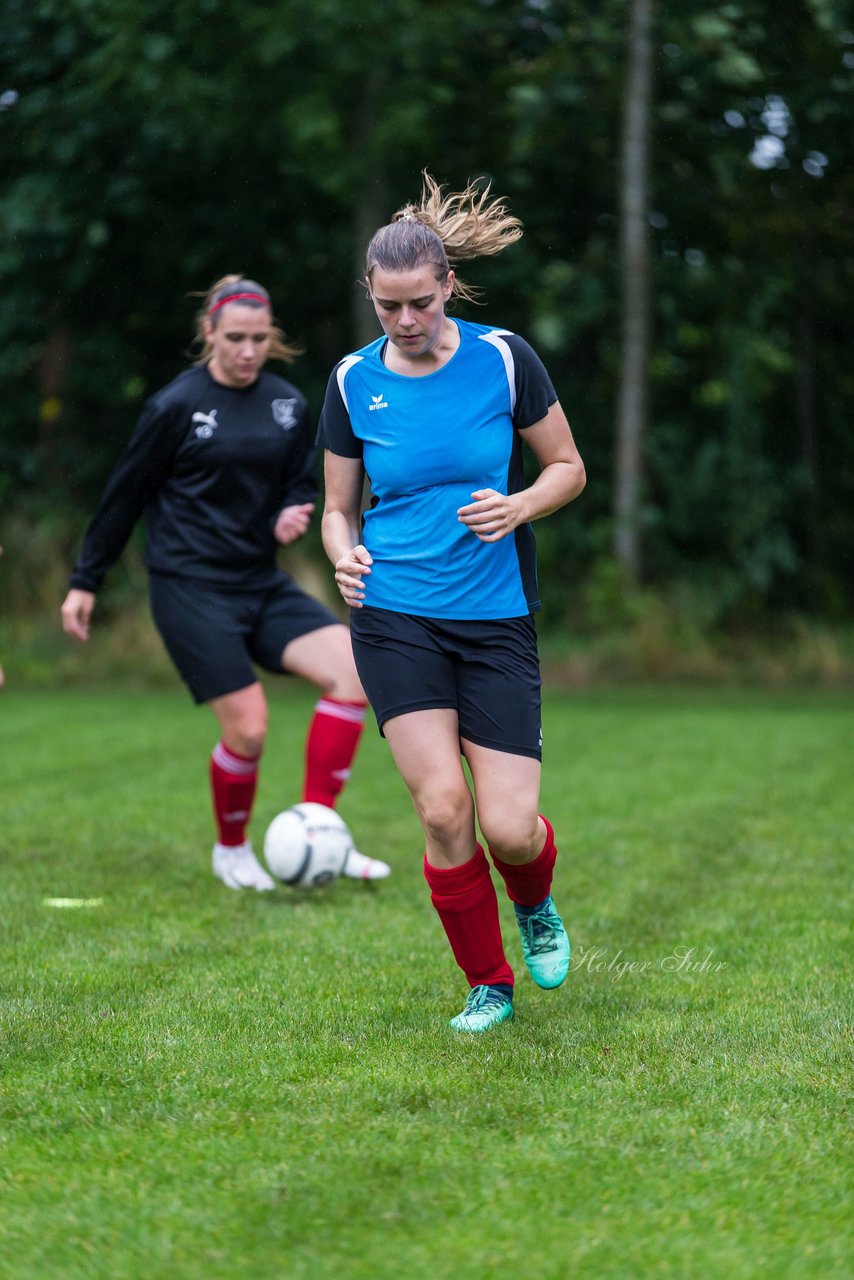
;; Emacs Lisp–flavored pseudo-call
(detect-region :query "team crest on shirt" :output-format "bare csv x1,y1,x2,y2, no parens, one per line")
272,398,299,430
192,409,219,439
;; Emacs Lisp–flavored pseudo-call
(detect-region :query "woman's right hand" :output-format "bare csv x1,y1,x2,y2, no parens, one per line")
334,546,372,608
61,588,96,642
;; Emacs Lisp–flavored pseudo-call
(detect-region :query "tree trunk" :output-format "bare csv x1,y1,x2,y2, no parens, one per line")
350,72,388,350
613,0,654,582
796,240,820,580
352,174,388,349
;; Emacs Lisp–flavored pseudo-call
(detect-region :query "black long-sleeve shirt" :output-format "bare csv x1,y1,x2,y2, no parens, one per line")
70,364,317,592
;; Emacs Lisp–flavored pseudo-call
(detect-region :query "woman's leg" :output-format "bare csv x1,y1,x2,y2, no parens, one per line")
283,625,388,879
463,739,569,989
383,710,515,1017
461,740,544,865
207,682,274,890
382,708,476,867
282,624,366,808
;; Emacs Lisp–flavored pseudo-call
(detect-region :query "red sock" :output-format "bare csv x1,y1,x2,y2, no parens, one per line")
210,741,260,846
302,698,366,808
424,846,514,988
490,815,558,906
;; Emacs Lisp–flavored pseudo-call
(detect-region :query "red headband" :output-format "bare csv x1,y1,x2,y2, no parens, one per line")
208,291,270,316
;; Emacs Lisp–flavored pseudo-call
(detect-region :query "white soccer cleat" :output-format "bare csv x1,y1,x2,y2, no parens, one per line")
343,848,392,880
212,841,275,891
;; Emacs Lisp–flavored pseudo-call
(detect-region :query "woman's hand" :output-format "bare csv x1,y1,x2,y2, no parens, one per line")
334,545,372,608
274,502,315,545
61,588,96,642
457,489,523,543
458,405,586,544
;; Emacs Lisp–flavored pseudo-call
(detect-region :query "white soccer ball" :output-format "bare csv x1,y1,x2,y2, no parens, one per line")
263,803,353,888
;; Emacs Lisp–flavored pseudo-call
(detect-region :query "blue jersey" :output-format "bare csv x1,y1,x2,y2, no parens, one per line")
317,319,557,620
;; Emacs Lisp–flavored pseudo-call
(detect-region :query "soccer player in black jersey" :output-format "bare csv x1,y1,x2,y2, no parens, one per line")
61,276,390,890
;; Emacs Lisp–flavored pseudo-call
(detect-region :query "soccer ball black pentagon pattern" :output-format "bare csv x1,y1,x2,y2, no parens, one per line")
263,803,353,888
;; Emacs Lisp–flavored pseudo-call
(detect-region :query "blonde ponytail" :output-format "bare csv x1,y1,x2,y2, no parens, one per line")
366,172,523,304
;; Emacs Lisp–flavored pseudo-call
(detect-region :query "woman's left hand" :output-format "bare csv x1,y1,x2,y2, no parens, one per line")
274,503,315,545
457,489,522,542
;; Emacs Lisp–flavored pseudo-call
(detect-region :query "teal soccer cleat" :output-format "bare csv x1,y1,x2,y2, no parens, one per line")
449,984,515,1033
514,896,570,989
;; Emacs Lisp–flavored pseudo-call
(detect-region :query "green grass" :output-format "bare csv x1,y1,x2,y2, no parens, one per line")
1,686,851,1280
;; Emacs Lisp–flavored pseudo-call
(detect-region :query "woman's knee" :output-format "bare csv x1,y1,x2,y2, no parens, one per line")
415,784,474,846
323,641,365,702
478,809,541,862
229,721,267,758
285,626,366,703
211,692,269,758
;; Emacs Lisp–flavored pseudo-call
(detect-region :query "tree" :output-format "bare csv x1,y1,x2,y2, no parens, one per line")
1,0,851,628
613,0,654,583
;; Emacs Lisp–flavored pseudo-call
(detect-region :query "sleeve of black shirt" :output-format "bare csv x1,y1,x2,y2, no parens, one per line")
316,365,362,458
503,335,559,430
68,397,186,593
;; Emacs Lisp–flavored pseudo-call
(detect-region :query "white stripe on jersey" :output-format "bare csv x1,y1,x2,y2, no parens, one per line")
336,355,364,414
477,329,516,415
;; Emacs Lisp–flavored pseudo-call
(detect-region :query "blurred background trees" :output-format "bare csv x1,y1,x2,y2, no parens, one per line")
1,0,851,659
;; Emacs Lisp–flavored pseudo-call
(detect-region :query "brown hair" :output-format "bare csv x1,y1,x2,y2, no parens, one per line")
191,275,303,364
365,173,523,304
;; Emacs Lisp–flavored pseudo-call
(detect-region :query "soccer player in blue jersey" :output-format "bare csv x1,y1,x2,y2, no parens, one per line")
318,176,586,1032
61,276,390,890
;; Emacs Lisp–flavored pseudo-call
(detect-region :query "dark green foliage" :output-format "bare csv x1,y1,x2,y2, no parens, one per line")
0,1,850,625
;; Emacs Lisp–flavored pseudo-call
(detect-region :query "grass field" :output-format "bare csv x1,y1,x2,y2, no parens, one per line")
1,685,851,1279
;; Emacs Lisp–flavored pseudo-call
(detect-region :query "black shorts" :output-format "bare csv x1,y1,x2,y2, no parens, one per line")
149,572,340,705
349,607,542,761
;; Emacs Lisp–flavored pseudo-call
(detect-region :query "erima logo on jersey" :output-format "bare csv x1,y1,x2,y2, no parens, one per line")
272,398,299,430
368,393,389,411
192,409,219,439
